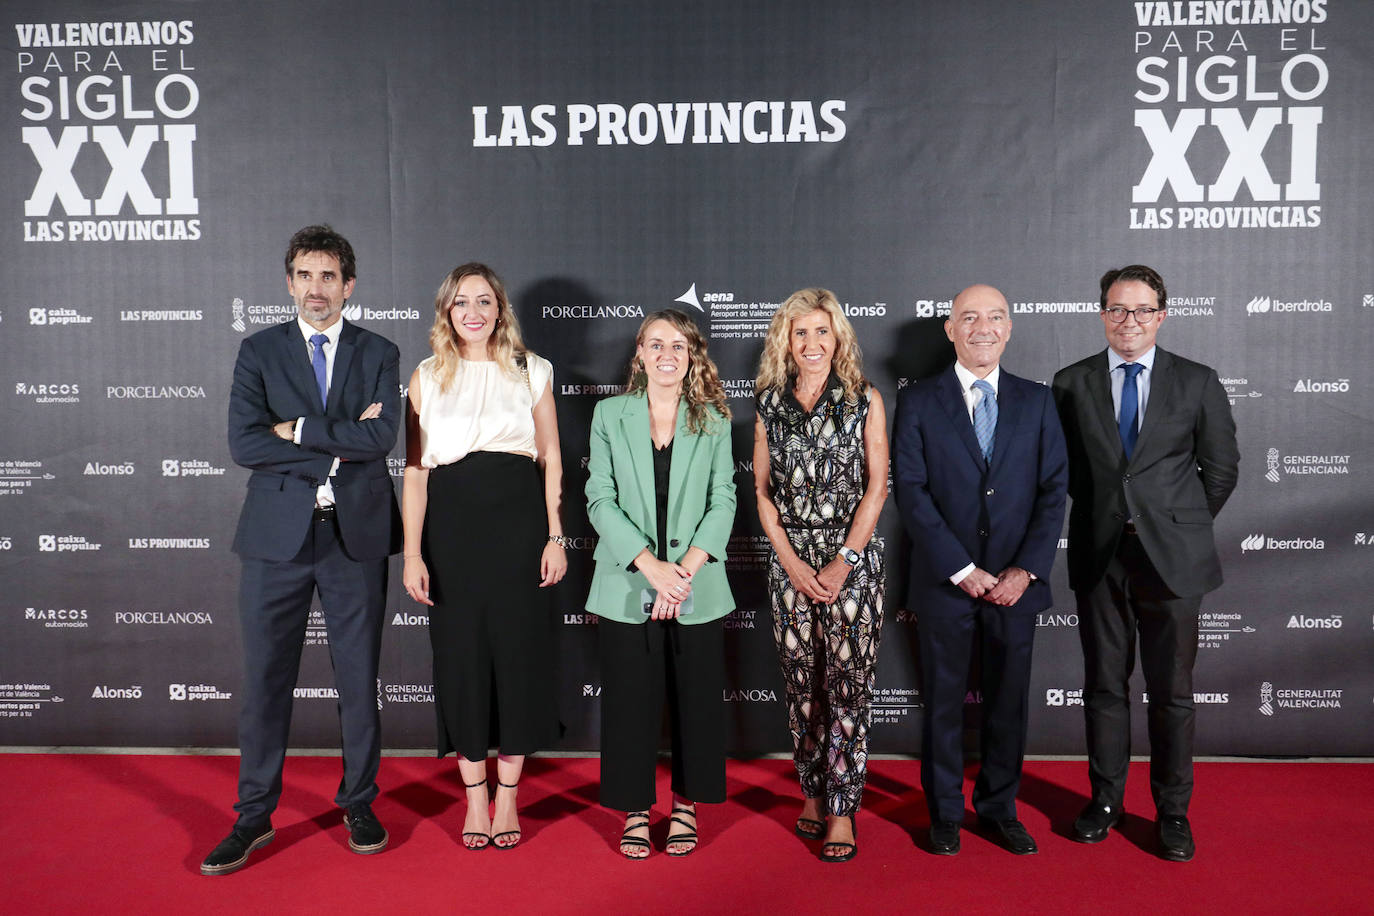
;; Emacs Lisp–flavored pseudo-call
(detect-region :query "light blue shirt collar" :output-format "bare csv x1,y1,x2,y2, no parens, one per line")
1107,345,1155,373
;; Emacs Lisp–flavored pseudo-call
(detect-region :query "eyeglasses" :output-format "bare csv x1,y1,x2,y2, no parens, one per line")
1102,306,1163,324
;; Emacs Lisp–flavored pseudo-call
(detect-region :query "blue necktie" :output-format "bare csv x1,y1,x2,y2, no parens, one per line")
1119,363,1143,459
972,379,997,462
310,333,329,409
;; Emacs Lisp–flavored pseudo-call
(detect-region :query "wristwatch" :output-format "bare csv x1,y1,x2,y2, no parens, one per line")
838,547,861,567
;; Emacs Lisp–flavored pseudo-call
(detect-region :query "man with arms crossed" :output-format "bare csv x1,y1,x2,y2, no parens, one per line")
203,225,402,875
893,284,1067,857
1052,264,1238,862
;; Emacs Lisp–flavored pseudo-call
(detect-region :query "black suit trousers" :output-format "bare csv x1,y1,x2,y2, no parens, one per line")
234,510,386,827
1076,531,1200,817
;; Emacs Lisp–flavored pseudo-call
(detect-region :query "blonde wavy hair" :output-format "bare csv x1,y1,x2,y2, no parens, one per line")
756,288,868,400
625,309,731,434
426,262,530,392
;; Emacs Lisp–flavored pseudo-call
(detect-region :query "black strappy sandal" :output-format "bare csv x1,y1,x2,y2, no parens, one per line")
821,816,857,862
795,816,825,840
492,779,521,850
821,840,857,862
620,811,651,859
666,803,698,857
461,778,491,850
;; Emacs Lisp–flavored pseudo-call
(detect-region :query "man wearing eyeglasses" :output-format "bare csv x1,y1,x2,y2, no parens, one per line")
1051,265,1238,862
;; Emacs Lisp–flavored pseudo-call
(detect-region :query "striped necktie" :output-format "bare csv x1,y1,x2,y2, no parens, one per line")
972,379,996,461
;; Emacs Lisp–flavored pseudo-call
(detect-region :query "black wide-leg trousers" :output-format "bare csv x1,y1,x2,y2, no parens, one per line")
598,617,726,812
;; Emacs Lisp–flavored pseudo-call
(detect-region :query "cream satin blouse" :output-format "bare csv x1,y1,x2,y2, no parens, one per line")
416,353,553,468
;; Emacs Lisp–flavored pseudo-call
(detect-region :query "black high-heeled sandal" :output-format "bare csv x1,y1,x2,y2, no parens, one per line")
620,811,651,860
492,779,521,850
821,816,857,863
462,778,491,850
666,803,698,857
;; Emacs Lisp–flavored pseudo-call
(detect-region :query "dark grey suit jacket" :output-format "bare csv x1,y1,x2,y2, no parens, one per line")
1051,347,1239,598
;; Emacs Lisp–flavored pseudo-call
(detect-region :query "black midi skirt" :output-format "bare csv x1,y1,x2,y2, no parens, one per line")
424,451,557,759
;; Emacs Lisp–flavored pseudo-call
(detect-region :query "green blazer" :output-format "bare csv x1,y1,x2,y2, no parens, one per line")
584,392,737,624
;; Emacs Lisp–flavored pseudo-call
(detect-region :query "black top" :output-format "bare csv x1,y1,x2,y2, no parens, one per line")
653,439,672,560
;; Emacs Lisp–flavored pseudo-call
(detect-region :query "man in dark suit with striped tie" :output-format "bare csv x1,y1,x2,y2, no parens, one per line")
893,284,1068,857
202,225,402,875
1052,264,1239,862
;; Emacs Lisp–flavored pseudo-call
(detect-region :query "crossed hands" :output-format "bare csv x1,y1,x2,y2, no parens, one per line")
781,555,853,605
642,556,693,620
957,566,1032,606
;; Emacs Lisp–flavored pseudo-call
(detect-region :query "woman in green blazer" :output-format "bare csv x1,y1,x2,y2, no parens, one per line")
585,309,736,859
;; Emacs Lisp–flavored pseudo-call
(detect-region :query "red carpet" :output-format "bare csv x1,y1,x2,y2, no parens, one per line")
4,753,1370,915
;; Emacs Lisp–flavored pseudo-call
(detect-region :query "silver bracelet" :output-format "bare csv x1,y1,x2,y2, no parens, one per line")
547,535,569,547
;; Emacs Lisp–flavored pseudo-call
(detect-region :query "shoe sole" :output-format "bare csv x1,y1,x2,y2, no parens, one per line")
200,829,275,876
344,815,389,854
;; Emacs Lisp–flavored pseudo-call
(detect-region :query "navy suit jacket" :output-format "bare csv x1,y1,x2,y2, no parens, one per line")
228,319,402,562
892,365,1068,615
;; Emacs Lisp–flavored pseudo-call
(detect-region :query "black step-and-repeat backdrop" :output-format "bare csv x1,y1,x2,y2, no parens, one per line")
3,1,1371,757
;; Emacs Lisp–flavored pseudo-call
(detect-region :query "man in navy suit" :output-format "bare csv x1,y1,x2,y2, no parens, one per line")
202,225,402,876
1053,265,1238,862
893,284,1067,857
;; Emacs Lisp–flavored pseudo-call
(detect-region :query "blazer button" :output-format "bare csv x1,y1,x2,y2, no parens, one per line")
1122,474,1132,482
1112,512,1124,520
978,529,989,537
985,487,995,496
670,538,680,547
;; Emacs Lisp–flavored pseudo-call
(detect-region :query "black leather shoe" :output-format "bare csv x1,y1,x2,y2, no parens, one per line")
344,804,388,854
1157,815,1195,862
1072,801,1122,844
928,821,961,855
200,823,274,876
978,817,1038,855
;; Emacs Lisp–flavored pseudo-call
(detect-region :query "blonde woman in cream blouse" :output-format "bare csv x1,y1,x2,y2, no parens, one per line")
402,262,566,851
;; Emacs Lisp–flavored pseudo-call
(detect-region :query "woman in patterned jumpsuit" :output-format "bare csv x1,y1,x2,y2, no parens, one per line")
752,288,888,862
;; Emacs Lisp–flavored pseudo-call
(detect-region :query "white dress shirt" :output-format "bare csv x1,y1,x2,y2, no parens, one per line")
947,362,1001,585
293,316,344,506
